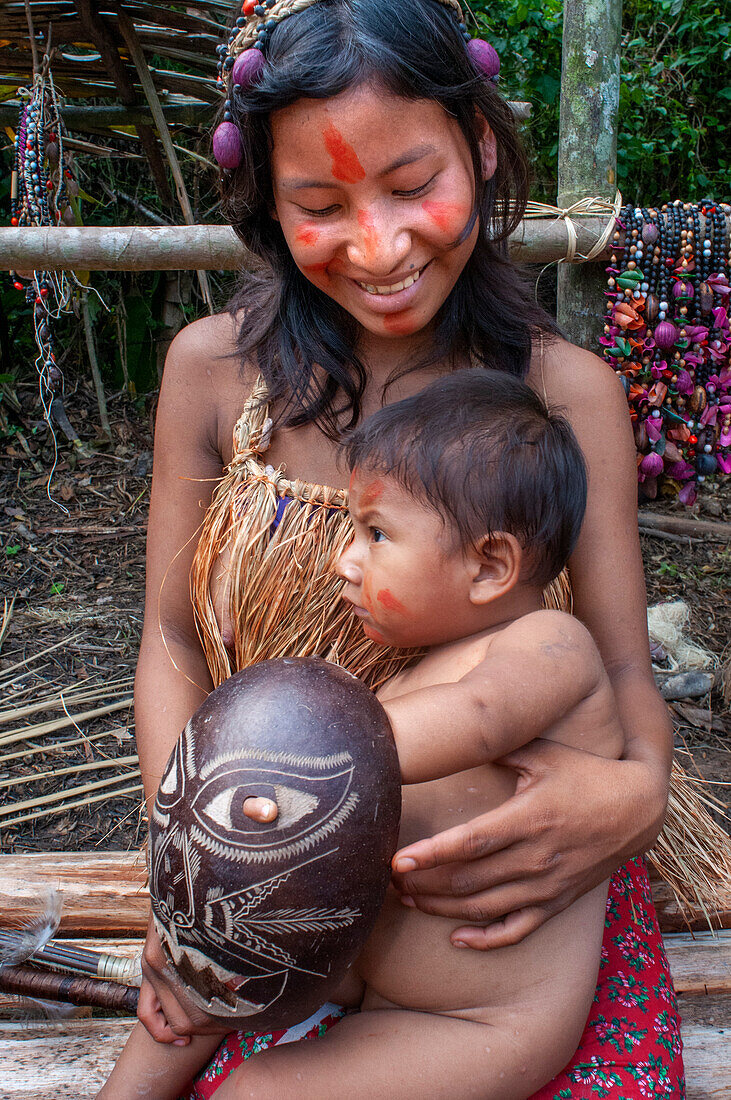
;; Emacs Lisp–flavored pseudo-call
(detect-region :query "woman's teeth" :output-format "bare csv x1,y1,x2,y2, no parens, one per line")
357,267,423,296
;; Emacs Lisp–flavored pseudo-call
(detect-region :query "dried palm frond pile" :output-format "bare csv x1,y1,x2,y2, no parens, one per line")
650,758,731,926
0,641,140,834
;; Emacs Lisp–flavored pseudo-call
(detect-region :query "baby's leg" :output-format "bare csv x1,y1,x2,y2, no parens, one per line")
212,1006,583,1100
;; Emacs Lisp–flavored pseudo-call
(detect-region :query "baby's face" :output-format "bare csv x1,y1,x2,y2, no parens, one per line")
337,469,474,648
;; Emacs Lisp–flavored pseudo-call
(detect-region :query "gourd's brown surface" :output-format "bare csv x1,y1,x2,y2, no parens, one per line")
148,657,401,1028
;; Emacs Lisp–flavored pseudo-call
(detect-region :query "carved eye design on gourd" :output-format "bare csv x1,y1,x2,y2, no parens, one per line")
151,726,190,827
189,751,359,862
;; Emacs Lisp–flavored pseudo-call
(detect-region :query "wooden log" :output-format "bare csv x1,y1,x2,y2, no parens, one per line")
0,99,216,129
683,1022,731,1100
638,511,731,542
0,218,621,272
3,852,731,940
0,1013,728,1098
556,0,621,350
0,852,148,935
0,1017,136,1099
650,877,731,934
664,931,731,996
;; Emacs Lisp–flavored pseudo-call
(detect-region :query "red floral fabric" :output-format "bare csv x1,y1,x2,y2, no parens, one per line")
531,858,685,1098
182,859,685,1099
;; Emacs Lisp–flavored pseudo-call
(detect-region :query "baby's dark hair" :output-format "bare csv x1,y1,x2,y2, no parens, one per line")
344,369,587,587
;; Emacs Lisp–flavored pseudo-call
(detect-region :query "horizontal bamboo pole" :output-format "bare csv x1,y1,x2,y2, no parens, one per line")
0,217,615,270
0,100,216,129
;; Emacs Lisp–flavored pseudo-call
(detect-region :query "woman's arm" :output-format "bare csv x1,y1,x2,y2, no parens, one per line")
391,343,672,947
135,314,244,807
134,314,250,1039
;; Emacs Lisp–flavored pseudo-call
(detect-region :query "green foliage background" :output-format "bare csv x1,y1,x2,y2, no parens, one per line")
476,0,730,205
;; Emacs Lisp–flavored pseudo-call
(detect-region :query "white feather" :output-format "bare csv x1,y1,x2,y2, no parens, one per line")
0,889,63,968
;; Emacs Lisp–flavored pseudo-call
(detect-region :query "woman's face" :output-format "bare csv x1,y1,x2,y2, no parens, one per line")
270,83,492,341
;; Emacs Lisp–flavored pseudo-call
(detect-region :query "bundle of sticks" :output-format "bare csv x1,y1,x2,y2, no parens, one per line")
0,893,141,1015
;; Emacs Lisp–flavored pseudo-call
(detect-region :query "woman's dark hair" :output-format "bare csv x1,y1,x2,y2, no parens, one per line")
344,369,587,587
222,0,560,439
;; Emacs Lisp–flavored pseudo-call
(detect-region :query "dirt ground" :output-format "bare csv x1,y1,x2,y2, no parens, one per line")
0,378,729,854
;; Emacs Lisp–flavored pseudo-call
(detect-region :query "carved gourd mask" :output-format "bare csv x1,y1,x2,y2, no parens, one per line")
149,657,401,1028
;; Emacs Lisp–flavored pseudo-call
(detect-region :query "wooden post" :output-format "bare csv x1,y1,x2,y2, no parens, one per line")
556,0,621,349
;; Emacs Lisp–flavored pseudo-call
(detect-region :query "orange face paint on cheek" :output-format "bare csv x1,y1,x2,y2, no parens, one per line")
377,588,406,614
421,200,469,236
322,122,365,184
295,224,319,246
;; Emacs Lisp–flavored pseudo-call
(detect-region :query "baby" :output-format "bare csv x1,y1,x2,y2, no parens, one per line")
101,368,624,1100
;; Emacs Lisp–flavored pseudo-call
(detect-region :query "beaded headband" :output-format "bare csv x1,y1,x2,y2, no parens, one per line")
212,0,501,169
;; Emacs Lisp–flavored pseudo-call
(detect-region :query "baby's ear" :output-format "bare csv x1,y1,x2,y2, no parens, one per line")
474,112,497,181
470,532,522,603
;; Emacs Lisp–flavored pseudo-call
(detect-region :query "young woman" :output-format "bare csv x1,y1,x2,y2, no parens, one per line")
133,0,684,1094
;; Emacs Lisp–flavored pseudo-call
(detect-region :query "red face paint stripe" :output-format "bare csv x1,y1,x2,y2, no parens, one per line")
421,199,468,235
295,225,319,245
377,589,407,614
322,123,365,184
303,261,330,277
360,479,384,506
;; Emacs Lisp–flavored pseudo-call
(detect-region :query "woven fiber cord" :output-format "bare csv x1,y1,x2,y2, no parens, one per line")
523,192,623,263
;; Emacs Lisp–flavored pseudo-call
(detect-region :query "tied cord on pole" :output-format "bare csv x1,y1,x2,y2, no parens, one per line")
524,191,623,263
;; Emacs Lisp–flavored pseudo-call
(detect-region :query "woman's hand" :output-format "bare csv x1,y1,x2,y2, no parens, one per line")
391,738,666,950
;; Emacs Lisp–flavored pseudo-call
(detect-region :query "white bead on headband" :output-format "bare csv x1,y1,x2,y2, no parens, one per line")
212,0,501,170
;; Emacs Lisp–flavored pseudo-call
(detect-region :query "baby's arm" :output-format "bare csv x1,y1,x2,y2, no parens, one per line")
384,610,616,783
97,1021,221,1100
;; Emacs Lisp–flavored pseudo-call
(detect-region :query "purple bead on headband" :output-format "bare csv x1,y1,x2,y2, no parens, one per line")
467,38,500,82
212,48,266,168
213,121,243,169
232,47,266,90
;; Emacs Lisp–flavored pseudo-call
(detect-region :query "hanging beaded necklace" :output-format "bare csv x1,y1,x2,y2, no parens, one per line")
8,52,82,452
601,201,731,506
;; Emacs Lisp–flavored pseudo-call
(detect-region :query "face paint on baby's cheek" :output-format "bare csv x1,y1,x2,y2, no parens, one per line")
295,224,319,246
421,200,470,237
377,589,406,614
322,122,366,184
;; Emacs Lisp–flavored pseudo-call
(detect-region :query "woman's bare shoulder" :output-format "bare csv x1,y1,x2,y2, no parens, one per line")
159,311,258,462
163,311,242,383
530,335,627,411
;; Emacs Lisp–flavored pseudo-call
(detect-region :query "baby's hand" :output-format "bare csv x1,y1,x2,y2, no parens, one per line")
243,795,278,823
